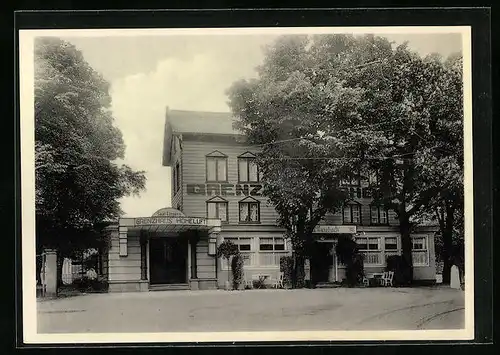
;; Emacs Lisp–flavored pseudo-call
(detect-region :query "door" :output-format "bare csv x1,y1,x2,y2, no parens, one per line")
311,242,333,285
149,238,188,284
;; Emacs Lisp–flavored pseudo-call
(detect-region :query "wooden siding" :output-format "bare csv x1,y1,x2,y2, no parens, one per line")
180,140,280,224
171,136,183,211
107,231,141,282
196,239,216,279
179,138,400,227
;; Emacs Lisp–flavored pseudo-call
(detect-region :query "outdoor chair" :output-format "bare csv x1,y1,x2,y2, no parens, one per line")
273,272,284,289
382,271,394,287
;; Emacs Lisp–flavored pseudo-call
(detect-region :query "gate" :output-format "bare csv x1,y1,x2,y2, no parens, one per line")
36,253,47,298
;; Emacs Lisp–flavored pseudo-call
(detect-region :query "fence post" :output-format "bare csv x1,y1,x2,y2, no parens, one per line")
43,249,58,297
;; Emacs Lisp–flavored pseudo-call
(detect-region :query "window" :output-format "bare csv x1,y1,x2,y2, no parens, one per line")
412,236,429,266
340,174,361,186
356,237,382,265
206,151,228,182
173,162,181,193
370,205,388,225
259,237,287,266
239,197,260,223
343,202,361,224
238,152,259,182
206,196,228,222
222,237,253,269
368,171,379,186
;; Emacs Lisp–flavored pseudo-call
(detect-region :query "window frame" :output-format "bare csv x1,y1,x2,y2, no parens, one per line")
258,237,286,252
369,204,389,225
174,161,181,193
238,153,260,183
343,201,362,225
206,197,229,223
238,197,261,224
411,235,430,267
356,236,383,266
205,151,228,183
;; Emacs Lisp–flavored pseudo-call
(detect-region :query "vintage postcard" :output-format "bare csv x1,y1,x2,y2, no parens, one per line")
19,25,474,344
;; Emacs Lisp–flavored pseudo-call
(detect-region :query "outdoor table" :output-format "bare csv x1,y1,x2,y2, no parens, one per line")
372,273,384,286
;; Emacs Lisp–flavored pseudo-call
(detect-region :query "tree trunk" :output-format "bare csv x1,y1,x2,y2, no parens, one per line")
293,253,306,289
399,215,414,285
56,253,64,290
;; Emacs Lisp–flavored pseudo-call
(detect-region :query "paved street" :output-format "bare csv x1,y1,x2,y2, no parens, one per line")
37,286,465,333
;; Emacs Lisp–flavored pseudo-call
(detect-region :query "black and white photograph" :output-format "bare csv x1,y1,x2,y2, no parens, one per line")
19,24,475,343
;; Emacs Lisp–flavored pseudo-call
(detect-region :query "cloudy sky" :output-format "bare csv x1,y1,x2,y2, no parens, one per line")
60,31,462,217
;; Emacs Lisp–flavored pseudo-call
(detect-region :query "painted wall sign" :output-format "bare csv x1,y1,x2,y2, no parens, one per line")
186,183,263,196
313,225,357,234
135,217,207,226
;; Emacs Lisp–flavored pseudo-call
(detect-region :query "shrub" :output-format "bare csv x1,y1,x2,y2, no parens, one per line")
336,235,364,287
71,276,108,292
252,278,266,289
385,255,407,286
217,240,240,288
279,255,294,288
231,254,244,290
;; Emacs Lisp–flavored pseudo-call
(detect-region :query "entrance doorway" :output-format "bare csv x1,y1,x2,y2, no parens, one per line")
149,238,188,285
311,242,333,285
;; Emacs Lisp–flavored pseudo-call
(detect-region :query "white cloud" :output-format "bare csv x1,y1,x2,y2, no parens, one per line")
110,50,260,217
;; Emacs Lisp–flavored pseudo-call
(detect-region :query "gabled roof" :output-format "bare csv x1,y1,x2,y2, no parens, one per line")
162,108,244,166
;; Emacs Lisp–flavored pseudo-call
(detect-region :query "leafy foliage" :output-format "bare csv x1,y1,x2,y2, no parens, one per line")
231,254,244,290
216,240,240,286
279,255,294,288
35,37,146,259
228,34,464,285
335,235,364,286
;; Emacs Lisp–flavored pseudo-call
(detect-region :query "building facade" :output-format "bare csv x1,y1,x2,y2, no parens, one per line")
104,109,438,292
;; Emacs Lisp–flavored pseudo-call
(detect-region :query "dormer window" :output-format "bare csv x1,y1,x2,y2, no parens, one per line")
370,204,388,225
238,152,259,183
238,196,260,223
206,151,228,182
343,201,361,225
206,196,228,222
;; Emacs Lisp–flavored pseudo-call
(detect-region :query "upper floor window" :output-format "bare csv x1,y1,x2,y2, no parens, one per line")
239,196,260,223
238,152,259,182
206,196,228,222
173,162,181,193
206,151,228,182
343,201,361,224
368,170,379,186
340,173,361,187
370,205,388,225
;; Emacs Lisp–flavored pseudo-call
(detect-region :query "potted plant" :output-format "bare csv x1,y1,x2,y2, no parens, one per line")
217,240,240,290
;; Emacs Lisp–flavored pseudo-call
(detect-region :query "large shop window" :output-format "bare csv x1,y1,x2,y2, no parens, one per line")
412,236,429,266
206,196,228,222
343,201,361,225
239,197,260,223
222,237,253,269
356,237,382,265
259,237,286,266
370,205,388,225
238,152,259,183
206,151,228,182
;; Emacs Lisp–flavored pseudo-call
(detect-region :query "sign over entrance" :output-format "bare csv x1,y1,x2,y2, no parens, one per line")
134,217,207,227
313,225,356,234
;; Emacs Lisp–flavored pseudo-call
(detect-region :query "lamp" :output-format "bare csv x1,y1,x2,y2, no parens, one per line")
208,237,217,256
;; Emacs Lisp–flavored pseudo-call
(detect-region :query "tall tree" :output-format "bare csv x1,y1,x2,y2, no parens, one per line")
229,34,463,285
413,53,464,283
227,35,365,287
35,37,146,283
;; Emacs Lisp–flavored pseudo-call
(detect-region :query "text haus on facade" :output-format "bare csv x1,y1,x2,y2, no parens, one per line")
102,109,438,292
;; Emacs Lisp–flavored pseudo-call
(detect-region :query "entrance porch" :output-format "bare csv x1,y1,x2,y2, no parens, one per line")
104,208,222,292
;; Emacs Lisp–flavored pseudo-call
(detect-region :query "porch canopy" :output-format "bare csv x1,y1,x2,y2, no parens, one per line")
117,208,222,256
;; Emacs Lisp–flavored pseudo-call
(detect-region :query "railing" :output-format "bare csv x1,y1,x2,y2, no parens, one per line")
362,251,382,265
412,251,429,266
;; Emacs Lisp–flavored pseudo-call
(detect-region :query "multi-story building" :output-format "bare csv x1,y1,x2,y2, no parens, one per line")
103,109,438,292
